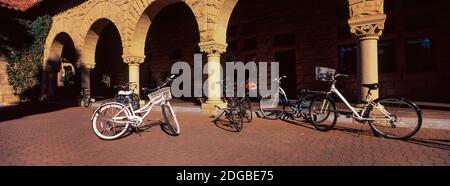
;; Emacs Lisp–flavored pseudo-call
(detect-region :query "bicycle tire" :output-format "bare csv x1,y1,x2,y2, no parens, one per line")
308,95,337,132
367,96,422,140
259,94,284,120
161,103,181,136
243,99,252,123
232,107,244,132
92,102,131,140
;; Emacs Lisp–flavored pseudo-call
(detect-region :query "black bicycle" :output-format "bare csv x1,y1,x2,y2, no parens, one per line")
259,76,321,121
79,88,92,107
114,82,140,111
212,81,255,132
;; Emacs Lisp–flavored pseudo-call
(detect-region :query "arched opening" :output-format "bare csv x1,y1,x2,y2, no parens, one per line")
86,19,128,101
45,32,80,102
223,0,301,99
140,2,200,100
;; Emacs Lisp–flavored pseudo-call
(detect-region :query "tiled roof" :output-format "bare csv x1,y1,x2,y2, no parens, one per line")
0,0,42,11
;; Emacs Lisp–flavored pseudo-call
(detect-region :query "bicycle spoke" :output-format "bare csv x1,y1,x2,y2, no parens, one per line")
369,98,421,139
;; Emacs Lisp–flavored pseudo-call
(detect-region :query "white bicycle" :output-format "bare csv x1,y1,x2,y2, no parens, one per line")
91,75,180,140
309,67,422,140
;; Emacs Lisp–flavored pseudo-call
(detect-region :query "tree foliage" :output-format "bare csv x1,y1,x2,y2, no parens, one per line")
6,15,52,101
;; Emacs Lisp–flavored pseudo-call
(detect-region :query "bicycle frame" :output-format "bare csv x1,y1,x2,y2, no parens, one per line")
327,84,393,122
102,94,169,125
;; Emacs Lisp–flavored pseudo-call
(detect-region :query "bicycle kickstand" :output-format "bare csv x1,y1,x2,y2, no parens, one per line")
134,126,142,136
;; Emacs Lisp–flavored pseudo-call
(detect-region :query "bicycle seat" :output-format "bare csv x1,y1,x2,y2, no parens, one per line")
361,83,379,90
118,90,133,96
142,87,158,93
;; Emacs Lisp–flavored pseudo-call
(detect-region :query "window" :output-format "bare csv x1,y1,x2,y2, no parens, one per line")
378,41,395,73
338,45,357,74
406,37,435,72
273,33,296,47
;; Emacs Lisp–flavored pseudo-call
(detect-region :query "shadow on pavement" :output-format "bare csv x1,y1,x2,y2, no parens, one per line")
0,102,76,122
259,110,450,151
405,138,450,151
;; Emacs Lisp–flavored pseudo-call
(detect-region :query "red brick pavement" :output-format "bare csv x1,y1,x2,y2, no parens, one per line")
0,104,449,166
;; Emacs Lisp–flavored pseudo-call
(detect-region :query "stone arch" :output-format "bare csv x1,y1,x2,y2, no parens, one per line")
46,32,77,64
44,29,79,68
126,0,205,57
81,18,124,67
78,1,127,67
209,0,239,44
42,32,79,99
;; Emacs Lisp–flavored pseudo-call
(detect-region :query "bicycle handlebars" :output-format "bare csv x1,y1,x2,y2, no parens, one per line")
114,82,137,90
274,75,287,82
320,72,349,81
142,74,178,93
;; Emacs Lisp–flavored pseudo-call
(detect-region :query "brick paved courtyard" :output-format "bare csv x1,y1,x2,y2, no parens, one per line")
0,103,449,166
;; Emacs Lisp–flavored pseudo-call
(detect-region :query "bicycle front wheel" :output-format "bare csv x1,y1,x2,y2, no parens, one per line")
92,103,131,140
367,97,422,140
259,94,284,120
308,95,337,132
162,102,181,136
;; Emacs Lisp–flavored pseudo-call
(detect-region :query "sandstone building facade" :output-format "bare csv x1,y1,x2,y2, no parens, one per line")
1,0,449,113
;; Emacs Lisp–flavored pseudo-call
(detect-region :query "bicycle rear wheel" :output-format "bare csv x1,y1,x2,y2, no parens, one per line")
161,102,181,136
259,94,284,120
92,103,131,140
229,108,244,132
367,96,422,140
308,95,337,132
238,98,252,123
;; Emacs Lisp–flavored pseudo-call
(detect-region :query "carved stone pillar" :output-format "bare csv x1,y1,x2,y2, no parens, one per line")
348,0,386,101
79,63,95,96
123,55,145,97
199,41,228,114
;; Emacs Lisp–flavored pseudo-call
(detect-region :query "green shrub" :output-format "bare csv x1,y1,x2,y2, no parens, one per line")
6,15,52,101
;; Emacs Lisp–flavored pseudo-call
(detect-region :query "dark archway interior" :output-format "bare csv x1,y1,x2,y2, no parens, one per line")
141,2,200,99
224,0,301,99
54,34,81,101
91,23,128,100
46,33,81,102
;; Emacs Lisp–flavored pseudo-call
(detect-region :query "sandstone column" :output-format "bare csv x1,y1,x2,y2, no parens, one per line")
348,0,386,101
123,55,145,97
80,63,95,100
199,41,228,114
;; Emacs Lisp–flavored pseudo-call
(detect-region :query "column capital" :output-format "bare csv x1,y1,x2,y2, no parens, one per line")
199,41,227,56
347,0,386,39
122,55,145,65
77,62,95,71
